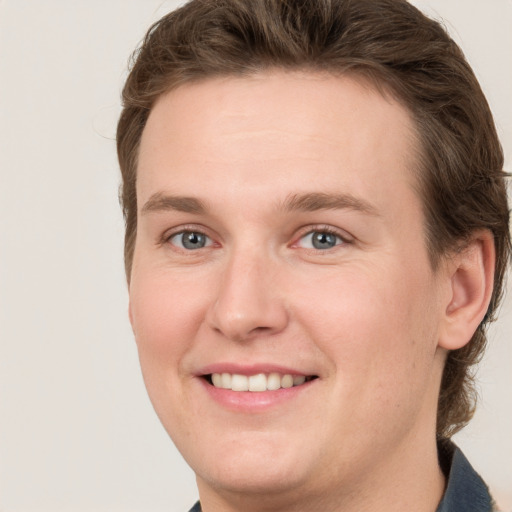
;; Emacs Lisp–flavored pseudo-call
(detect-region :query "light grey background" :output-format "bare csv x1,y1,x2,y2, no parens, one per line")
0,1,510,511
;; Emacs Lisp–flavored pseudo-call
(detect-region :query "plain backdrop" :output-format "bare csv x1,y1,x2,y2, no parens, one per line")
0,1,510,511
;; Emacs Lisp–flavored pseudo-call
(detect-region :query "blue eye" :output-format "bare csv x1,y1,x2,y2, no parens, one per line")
169,231,212,250
299,230,343,250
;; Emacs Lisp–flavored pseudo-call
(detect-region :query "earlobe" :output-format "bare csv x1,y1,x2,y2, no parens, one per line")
438,231,495,351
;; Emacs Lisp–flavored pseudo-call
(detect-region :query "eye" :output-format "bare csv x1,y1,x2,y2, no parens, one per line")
298,230,345,250
169,231,213,250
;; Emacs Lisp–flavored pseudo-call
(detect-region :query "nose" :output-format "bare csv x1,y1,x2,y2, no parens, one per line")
206,248,289,342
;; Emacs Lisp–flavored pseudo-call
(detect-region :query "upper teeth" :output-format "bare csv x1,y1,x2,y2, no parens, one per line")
211,373,307,392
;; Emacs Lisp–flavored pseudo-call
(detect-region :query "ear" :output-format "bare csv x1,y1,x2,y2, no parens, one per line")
438,231,495,350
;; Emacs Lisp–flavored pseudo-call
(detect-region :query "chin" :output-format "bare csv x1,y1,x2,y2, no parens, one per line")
198,459,311,497
184,432,316,496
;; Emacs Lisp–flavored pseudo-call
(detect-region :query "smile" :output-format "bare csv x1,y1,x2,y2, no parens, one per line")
208,372,315,392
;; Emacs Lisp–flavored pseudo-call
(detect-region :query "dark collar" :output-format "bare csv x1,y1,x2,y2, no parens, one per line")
436,440,494,512
188,502,201,512
188,442,494,512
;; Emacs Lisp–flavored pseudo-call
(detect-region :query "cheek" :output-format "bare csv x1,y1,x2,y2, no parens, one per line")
295,263,440,382
128,271,210,431
129,270,209,364
295,266,442,446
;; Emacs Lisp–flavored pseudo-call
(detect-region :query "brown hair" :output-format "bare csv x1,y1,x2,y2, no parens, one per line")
117,0,510,437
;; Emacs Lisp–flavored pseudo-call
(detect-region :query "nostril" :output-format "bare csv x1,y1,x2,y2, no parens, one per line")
207,283,290,342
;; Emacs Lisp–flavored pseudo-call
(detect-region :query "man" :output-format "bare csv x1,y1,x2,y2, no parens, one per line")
117,1,510,511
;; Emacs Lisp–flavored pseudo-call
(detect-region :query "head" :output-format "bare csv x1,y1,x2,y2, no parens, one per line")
118,0,509,456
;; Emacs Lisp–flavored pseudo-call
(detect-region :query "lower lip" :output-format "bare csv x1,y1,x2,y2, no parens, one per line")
199,378,315,413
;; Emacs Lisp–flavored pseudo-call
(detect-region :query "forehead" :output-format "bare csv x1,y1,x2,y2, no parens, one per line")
137,71,420,214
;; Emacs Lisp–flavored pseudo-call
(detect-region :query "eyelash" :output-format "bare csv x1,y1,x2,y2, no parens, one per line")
161,225,352,252
292,225,352,251
161,225,215,251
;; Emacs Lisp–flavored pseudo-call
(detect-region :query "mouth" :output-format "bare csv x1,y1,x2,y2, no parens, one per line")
204,372,318,392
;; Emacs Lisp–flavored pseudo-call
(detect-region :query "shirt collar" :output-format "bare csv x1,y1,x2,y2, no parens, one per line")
436,440,494,512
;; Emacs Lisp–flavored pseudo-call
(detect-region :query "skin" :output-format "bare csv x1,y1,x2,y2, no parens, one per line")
129,71,493,512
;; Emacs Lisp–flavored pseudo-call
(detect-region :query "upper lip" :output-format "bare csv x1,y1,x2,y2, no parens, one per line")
196,363,316,377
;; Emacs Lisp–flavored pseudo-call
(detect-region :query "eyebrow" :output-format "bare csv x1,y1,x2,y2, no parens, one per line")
140,191,380,217
280,192,380,216
141,193,207,215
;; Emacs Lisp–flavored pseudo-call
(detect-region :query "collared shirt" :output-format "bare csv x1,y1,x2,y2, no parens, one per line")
436,440,494,512
188,442,494,512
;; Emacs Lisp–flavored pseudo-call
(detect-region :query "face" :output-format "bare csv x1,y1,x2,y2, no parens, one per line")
130,72,449,504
